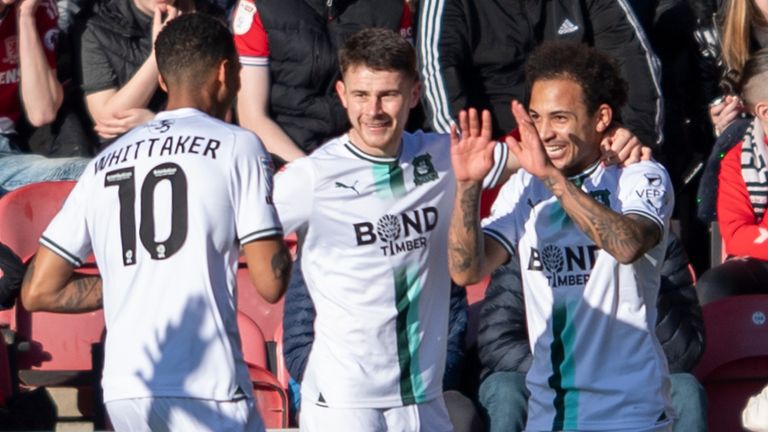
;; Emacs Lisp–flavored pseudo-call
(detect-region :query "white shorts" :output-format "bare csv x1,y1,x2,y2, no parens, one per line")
299,396,453,432
105,396,264,432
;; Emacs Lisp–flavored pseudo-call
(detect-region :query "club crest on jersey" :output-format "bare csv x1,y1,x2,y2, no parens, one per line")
353,207,438,256
413,154,438,185
147,119,174,134
233,0,257,35
527,244,600,288
2,37,18,65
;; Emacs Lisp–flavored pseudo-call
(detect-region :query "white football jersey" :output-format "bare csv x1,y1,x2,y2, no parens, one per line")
483,161,674,431
275,131,506,408
41,108,282,403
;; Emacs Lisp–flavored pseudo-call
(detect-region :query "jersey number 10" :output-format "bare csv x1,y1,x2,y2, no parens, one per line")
104,163,188,266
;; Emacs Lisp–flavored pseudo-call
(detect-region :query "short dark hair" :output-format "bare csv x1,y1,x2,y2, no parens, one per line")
739,48,768,106
338,28,418,81
526,42,627,119
155,13,236,87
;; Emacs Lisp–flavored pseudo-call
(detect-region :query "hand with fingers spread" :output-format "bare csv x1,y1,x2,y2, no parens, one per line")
504,100,556,180
450,108,497,183
95,108,155,139
600,126,652,167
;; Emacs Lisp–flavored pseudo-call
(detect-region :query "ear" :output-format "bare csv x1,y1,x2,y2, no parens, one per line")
594,103,613,133
158,74,169,93
409,79,421,109
336,80,348,108
217,59,229,88
754,101,768,123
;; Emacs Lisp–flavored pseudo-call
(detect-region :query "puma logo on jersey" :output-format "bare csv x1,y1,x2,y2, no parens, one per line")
335,181,360,195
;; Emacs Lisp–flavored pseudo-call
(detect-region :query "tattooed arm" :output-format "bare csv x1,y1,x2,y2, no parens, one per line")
448,109,511,285
21,247,103,313
242,237,292,304
541,172,660,263
506,100,661,264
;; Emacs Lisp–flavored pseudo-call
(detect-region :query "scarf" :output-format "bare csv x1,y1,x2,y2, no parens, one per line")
740,118,768,221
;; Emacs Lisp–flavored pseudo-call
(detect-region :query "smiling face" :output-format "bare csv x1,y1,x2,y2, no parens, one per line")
528,78,611,177
336,65,420,158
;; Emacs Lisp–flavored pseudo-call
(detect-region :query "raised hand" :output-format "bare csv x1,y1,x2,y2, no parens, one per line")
450,108,496,183
505,100,554,180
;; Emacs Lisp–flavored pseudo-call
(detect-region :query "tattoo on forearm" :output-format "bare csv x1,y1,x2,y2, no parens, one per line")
449,183,483,276
460,184,481,231
56,276,103,313
556,182,655,262
270,247,292,281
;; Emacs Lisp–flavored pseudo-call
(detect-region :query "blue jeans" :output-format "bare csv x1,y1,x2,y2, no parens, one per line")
478,371,707,432
0,134,89,195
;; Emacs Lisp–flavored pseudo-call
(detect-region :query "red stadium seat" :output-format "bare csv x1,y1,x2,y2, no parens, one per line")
272,324,291,390
693,295,768,432
246,363,289,429
237,312,289,428
0,181,76,263
236,267,285,342
237,311,268,368
0,181,104,376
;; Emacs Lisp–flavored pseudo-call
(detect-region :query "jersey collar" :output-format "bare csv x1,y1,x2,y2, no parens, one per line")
154,108,206,121
567,160,602,187
343,134,402,165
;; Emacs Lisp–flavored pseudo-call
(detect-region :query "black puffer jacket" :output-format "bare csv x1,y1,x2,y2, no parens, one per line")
478,232,704,379
255,0,405,153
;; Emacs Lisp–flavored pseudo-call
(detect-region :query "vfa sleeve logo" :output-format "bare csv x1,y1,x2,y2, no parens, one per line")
413,153,438,185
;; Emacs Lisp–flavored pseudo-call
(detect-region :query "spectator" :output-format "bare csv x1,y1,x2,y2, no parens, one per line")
477,232,707,431
232,0,412,163
697,48,768,304
448,42,675,430
77,0,220,143
417,0,663,148
691,0,768,136
0,0,89,193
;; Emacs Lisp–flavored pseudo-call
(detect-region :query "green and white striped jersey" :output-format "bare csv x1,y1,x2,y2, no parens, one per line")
274,131,506,408
483,161,675,431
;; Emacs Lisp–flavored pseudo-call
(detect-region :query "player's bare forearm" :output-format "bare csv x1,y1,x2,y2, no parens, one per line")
243,238,292,304
21,254,103,313
270,245,292,292
542,171,660,264
448,182,485,285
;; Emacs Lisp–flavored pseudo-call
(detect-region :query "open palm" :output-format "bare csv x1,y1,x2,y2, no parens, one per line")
505,100,554,179
450,109,496,183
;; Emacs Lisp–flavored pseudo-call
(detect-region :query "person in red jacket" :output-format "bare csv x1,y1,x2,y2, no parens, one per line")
697,48,768,304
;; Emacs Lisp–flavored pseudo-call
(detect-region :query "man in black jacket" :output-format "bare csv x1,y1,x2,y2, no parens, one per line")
477,232,707,432
417,0,663,149
232,0,412,163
